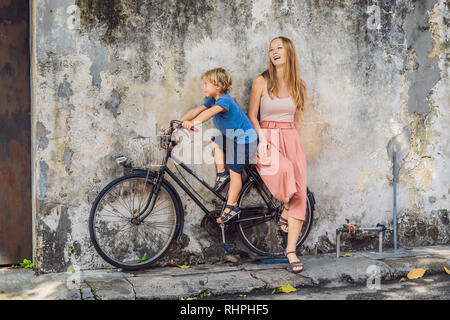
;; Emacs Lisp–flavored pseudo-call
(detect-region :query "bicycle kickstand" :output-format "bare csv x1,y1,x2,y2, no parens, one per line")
220,223,234,255
219,190,238,261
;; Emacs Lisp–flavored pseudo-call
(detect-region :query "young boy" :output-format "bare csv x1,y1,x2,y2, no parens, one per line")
179,67,257,224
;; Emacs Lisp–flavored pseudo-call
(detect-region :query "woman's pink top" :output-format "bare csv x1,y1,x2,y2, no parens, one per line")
259,86,296,122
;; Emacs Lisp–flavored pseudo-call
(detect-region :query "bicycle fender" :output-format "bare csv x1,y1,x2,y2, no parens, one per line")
306,187,316,212
132,169,185,240
237,178,254,202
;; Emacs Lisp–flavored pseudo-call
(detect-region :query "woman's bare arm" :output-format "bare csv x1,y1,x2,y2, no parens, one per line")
248,75,266,141
294,80,307,137
294,107,302,136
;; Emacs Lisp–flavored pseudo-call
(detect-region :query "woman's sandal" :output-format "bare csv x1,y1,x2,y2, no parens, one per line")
217,204,241,224
213,171,230,192
285,251,304,274
277,205,290,233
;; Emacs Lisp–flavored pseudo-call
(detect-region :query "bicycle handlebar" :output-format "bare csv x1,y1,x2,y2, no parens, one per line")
170,120,198,132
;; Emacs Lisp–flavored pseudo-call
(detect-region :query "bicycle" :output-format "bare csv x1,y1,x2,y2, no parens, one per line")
89,120,316,270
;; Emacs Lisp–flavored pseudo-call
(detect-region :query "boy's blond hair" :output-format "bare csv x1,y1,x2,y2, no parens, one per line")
201,68,232,94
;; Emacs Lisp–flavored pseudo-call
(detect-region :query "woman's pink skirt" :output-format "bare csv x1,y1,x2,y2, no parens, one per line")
256,120,307,221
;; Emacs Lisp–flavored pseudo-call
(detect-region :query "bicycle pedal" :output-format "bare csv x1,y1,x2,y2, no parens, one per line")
221,242,235,255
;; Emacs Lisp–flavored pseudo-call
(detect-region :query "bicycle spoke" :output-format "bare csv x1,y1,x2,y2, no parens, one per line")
107,188,132,218
134,226,149,243
99,206,129,220
237,178,313,257
237,179,286,256
96,214,129,223
105,202,129,220
141,222,172,235
115,182,132,214
136,182,152,214
152,198,169,211
130,179,137,217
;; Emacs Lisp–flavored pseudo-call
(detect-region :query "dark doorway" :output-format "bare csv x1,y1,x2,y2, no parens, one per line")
0,0,32,265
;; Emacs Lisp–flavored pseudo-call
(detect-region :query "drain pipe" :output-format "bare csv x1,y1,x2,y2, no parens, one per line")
393,151,398,251
387,126,410,252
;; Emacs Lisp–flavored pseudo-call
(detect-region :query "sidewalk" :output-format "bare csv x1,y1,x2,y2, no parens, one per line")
1,245,449,300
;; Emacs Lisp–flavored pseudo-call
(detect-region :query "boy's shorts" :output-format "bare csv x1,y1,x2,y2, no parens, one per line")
211,134,258,174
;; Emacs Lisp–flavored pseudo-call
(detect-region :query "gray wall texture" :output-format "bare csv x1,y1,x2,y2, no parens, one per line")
31,0,449,272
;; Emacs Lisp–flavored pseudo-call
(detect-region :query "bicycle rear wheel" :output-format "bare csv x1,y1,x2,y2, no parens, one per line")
89,173,181,270
236,179,313,257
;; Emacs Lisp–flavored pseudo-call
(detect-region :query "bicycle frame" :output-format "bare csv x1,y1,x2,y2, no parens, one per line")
137,143,279,225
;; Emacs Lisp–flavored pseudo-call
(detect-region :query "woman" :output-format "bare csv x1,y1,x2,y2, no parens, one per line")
248,36,308,274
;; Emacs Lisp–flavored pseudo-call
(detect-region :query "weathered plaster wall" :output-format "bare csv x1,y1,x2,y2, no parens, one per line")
31,0,449,272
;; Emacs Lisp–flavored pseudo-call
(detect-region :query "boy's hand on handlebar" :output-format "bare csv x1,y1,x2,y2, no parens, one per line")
182,120,194,131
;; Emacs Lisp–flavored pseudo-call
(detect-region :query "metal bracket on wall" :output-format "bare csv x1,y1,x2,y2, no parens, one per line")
336,224,387,258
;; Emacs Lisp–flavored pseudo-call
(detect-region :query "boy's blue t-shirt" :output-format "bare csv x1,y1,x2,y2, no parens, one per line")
203,93,257,144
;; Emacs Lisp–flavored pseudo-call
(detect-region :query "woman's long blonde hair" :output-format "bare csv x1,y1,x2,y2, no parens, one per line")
262,36,307,112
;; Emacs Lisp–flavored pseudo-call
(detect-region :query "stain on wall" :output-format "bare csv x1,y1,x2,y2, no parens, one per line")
405,0,440,115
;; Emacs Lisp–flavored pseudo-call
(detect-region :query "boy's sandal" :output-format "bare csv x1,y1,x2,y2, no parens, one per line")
218,204,241,224
285,251,304,274
213,171,230,192
277,205,290,233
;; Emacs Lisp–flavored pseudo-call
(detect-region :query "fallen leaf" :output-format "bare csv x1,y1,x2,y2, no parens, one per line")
444,266,450,275
272,284,297,294
340,253,354,257
225,255,239,263
0,290,4,294
172,262,190,269
399,277,406,282
130,274,135,277
404,247,413,250
407,268,427,280
431,250,439,254
180,296,197,300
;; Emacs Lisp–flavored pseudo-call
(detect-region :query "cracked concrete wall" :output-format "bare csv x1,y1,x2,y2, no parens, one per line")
31,0,449,272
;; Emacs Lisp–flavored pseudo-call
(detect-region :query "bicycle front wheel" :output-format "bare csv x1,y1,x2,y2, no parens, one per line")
89,173,181,270
237,179,313,257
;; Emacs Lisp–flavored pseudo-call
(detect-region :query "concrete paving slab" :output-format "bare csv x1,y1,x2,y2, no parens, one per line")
0,270,81,300
407,245,450,259
249,269,314,288
86,278,135,300
382,256,449,278
128,270,266,300
298,254,391,287
353,246,450,261
241,262,287,271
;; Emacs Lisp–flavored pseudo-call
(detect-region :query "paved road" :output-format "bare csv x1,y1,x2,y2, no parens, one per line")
214,273,450,300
